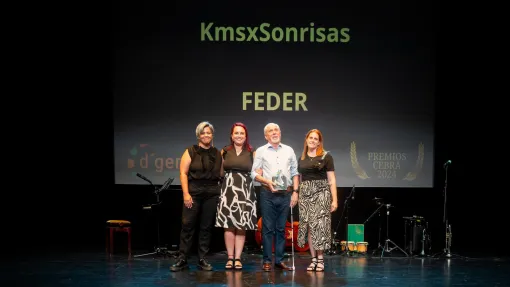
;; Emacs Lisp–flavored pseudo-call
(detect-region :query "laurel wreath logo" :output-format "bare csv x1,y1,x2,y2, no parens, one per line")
355,225,363,235
350,141,425,181
402,142,424,181
350,141,370,179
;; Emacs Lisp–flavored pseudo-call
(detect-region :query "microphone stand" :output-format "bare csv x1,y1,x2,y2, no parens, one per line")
432,162,465,259
133,174,177,258
339,185,355,257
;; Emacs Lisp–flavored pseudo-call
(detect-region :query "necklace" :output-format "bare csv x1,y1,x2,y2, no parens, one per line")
308,147,318,160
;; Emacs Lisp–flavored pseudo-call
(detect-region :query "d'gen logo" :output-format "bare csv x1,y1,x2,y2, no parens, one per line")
127,144,153,177
127,144,180,177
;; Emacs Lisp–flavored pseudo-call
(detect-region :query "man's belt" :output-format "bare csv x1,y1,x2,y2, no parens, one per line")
275,186,293,193
261,184,293,193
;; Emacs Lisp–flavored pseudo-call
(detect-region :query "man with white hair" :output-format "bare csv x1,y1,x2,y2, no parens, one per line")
251,123,299,271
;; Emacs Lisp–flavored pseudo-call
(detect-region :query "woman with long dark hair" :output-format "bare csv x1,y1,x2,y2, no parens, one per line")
215,122,257,270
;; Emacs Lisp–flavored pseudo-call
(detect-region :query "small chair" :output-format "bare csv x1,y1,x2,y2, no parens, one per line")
106,220,132,257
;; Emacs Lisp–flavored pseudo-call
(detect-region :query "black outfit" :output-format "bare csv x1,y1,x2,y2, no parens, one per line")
176,145,222,262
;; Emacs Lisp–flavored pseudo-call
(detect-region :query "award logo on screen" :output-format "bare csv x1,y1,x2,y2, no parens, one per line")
127,144,180,177
350,141,424,181
127,144,153,177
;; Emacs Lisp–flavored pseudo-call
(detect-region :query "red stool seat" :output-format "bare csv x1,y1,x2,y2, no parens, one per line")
106,220,132,257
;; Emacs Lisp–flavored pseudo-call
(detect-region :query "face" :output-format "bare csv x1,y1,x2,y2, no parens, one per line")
264,125,281,145
307,132,321,150
199,126,213,145
231,126,246,146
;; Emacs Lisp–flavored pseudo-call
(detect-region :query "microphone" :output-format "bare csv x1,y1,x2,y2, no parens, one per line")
443,160,452,168
136,173,152,184
352,184,355,200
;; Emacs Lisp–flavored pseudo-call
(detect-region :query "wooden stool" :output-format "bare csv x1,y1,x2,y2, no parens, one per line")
106,220,132,257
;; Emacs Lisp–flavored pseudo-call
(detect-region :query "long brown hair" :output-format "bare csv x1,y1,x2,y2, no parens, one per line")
300,129,325,160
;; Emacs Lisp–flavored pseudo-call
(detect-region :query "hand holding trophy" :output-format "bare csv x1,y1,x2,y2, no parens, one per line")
271,170,286,192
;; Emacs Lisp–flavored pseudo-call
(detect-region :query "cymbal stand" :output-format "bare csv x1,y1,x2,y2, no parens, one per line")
339,185,355,257
363,201,384,256
327,185,355,256
328,201,345,256
380,204,408,258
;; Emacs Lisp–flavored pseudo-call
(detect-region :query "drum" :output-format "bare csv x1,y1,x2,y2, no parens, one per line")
290,221,310,252
255,217,263,247
356,242,368,253
340,241,356,251
285,221,293,247
254,217,309,252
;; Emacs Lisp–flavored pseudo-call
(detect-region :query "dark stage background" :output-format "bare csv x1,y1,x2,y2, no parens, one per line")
10,2,505,259
113,1,435,188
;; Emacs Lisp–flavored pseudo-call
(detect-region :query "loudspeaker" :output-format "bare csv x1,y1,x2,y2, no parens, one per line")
411,225,425,255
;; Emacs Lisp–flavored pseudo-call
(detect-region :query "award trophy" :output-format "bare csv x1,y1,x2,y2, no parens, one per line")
272,170,287,191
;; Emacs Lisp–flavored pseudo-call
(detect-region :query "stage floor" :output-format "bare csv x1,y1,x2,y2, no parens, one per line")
4,249,510,286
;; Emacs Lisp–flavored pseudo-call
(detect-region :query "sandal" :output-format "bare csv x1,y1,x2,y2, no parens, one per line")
234,258,243,270
307,257,317,271
316,258,324,272
225,256,234,269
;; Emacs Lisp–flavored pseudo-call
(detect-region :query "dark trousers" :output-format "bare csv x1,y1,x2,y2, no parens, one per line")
178,182,219,260
259,188,291,264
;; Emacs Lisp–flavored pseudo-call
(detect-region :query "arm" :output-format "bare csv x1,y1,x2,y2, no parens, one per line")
220,149,225,177
253,151,263,177
290,151,300,207
251,148,262,181
327,171,338,212
255,174,276,191
180,149,193,208
290,174,300,208
253,151,270,189
251,149,276,191
289,150,300,191
292,175,300,192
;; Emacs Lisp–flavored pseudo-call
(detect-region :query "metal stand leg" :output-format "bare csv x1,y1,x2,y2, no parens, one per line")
380,204,408,258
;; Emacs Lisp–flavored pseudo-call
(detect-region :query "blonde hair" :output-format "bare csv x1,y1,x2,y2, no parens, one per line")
300,129,325,160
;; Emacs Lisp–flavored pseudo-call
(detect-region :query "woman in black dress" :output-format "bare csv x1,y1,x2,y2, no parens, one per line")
297,129,338,272
215,122,257,270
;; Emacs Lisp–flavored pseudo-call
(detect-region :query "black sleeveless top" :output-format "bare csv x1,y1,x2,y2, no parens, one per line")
221,145,253,173
187,145,222,183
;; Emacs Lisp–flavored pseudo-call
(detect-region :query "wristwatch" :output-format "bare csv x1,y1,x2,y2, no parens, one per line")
292,189,299,194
